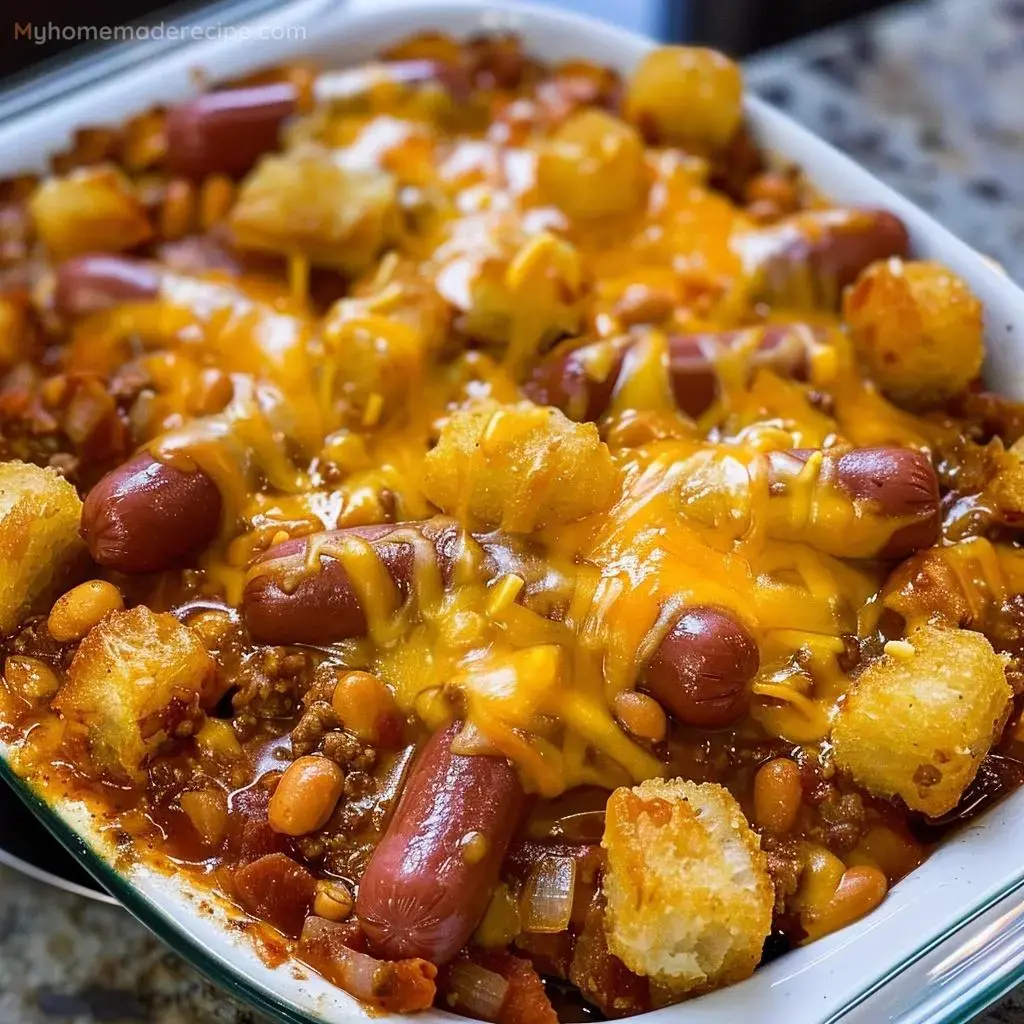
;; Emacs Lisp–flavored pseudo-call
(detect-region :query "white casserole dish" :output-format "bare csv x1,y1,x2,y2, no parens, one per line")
3,1,1024,1021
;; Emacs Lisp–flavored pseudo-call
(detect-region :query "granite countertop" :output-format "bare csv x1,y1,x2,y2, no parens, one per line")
5,0,1024,1021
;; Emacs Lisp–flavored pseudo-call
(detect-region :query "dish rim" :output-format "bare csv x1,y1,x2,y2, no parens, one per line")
3,1,1024,1022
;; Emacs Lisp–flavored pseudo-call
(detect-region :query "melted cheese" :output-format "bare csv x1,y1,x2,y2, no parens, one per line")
64,86,967,796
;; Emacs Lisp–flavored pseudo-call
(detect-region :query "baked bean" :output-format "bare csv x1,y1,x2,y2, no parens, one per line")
803,865,888,941
753,758,802,834
356,722,525,963
766,447,940,559
47,579,124,641
81,452,222,573
795,844,846,913
268,755,345,837
314,879,354,922
747,208,910,309
166,83,297,180
53,254,160,318
613,287,676,327
331,670,401,746
642,607,759,728
613,691,668,743
3,656,61,702
525,324,824,423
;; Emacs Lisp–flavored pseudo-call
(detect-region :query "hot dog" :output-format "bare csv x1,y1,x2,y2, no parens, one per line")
53,254,161,318
244,522,757,734
355,721,525,963
242,519,476,645
743,208,910,309
81,452,222,572
766,446,940,559
525,323,824,422
166,82,298,180
642,607,760,728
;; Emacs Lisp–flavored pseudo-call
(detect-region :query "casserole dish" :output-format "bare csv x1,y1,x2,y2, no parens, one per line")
3,1,1024,1022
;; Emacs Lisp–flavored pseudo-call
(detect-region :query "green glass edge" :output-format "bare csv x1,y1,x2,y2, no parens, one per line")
0,755,325,1024
0,0,1022,1018
7,737,1024,1024
828,870,1024,1023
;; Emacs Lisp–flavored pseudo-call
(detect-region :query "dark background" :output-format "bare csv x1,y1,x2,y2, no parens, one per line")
1,0,902,87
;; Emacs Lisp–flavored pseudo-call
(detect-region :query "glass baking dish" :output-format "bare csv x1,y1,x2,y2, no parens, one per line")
3,1,1024,1021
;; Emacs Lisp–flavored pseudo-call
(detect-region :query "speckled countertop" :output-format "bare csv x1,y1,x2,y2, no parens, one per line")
5,0,1024,1021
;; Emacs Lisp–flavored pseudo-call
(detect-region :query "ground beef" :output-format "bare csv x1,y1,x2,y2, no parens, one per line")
232,647,315,738
4,616,73,666
809,790,866,853
762,835,802,916
290,701,339,756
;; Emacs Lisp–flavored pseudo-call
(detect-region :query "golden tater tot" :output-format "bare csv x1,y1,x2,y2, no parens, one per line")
28,164,152,259
602,779,773,998
624,46,743,150
843,258,984,409
423,401,619,531
228,145,398,272
537,108,647,219
832,624,1011,816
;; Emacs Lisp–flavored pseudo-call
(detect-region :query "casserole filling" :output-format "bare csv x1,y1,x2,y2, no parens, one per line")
2,31,1024,1020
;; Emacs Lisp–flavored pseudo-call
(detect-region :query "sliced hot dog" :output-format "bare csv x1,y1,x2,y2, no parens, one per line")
166,82,298,180
242,519,476,645
743,208,910,309
53,254,161,318
355,721,526,963
242,521,579,646
766,446,940,558
642,606,760,728
525,324,824,422
81,452,222,572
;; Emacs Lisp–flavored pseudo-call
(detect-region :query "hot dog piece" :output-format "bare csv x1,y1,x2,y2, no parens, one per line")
53,254,161,318
666,325,819,418
166,83,298,180
81,452,222,572
643,607,759,728
242,519,474,645
745,208,910,309
525,324,823,423
355,722,526,963
766,446,940,559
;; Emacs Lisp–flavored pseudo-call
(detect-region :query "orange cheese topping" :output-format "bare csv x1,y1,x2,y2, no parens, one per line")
54,67,966,796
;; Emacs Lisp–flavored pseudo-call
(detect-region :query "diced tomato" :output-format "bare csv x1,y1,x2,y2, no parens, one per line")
233,852,315,936
473,950,558,1024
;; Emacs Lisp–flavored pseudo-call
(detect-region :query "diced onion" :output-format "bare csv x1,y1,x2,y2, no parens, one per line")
520,854,577,933
450,721,503,757
447,960,510,1021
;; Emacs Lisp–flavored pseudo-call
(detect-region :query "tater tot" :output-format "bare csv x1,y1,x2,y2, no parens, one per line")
28,164,152,260
0,462,84,636
843,258,984,409
831,624,1011,816
53,607,220,777
423,401,619,531
602,778,773,999
228,145,398,271
537,108,647,219
624,46,743,150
